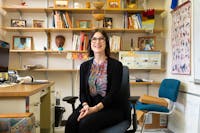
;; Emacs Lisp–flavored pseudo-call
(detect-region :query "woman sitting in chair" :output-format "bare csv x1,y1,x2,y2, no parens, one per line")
65,29,125,133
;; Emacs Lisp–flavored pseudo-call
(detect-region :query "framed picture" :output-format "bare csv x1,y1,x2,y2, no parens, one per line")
33,20,45,28
11,19,26,27
138,36,156,51
107,0,121,8
12,36,33,50
76,20,92,28
54,0,68,7
103,17,113,29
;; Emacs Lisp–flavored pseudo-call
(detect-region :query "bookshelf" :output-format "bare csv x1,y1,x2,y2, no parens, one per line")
1,0,165,79
1,0,166,130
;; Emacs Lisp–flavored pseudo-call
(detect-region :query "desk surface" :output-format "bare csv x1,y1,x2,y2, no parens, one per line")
0,81,54,97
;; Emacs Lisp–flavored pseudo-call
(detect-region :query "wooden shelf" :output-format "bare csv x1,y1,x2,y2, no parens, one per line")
10,68,164,72
2,6,165,14
1,6,46,13
10,50,119,54
10,68,79,72
130,81,161,85
2,27,164,33
10,50,87,53
1,27,47,32
129,68,166,72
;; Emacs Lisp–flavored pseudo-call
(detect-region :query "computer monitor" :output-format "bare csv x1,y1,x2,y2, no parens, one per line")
0,40,10,73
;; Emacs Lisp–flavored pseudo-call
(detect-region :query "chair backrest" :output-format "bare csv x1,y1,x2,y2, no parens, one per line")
98,66,131,133
159,78,181,102
117,66,131,121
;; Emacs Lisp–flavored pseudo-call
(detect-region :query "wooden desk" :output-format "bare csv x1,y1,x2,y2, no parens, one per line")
0,82,55,133
0,82,54,97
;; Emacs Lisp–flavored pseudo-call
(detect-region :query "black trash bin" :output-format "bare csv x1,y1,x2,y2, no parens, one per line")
55,106,65,127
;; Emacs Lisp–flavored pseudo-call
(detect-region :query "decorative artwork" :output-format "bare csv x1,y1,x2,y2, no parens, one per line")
125,0,137,8
138,36,156,51
11,19,26,27
76,20,92,28
107,0,121,8
171,1,191,75
32,20,45,28
54,0,68,7
119,51,162,69
13,36,33,50
103,17,112,29
55,35,65,51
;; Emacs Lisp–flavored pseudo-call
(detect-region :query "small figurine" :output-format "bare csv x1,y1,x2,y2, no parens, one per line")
55,35,65,51
21,2,26,6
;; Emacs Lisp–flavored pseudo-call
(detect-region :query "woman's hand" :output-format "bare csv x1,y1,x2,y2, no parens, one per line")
77,106,98,121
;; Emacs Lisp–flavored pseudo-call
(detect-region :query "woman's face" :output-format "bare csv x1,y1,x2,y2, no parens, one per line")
91,32,106,55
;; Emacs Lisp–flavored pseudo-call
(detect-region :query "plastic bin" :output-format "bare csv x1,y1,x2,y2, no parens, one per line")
55,106,65,127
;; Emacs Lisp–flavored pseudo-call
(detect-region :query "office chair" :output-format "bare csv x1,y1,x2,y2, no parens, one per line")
136,78,181,133
63,66,137,133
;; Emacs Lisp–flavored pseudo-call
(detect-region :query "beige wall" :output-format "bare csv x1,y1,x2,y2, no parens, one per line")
164,0,200,133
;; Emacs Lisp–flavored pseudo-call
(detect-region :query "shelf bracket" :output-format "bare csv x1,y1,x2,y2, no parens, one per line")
18,52,22,69
46,31,51,50
17,9,22,18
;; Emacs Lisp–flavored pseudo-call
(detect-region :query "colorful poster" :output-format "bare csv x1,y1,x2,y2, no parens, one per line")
171,1,191,75
119,51,162,69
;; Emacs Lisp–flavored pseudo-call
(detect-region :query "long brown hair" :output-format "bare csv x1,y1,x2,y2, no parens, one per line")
88,29,110,57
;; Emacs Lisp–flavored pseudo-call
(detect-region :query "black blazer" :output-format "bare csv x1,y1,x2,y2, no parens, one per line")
79,57,123,109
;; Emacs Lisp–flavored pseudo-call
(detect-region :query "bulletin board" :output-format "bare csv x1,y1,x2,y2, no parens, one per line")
171,1,191,75
119,51,162,69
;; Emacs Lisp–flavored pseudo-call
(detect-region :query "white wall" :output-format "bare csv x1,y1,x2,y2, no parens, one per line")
5,2,200,131
2,0,166,120
164,0,200,133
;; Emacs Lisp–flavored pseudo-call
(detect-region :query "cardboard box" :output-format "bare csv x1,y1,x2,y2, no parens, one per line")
137,110,168,129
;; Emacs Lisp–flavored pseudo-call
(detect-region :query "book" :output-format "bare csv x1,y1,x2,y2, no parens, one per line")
139,94,168,107
61,11,69,28
65,11,72,28
103,17,112,29
142,9,155,30
54,11,64,28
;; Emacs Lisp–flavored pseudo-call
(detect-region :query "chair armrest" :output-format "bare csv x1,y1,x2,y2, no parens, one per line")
129,96,140,104
62,96,78,104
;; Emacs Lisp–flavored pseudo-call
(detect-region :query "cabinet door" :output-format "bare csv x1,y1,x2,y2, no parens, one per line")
29,92,41,133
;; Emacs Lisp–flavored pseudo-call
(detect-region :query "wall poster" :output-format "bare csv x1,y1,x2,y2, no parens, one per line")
171,1,191,75
119,51,162,69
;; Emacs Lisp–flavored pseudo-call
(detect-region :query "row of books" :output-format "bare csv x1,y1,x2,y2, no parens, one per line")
128,13,142,29
52,10,72,28
71,33,121,52
109,35,121,51
125,9,155,30
72,32,89,51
